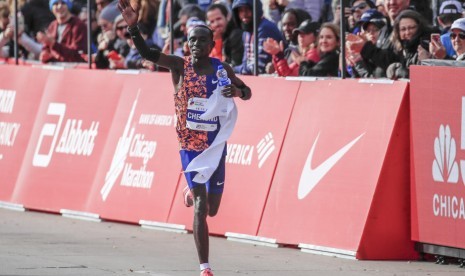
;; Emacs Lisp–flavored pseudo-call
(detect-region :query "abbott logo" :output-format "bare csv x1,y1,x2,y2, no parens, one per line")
432,124,459,183
33,103,99,167
298,132,365,200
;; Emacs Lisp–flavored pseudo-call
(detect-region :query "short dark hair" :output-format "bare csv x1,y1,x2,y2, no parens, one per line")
188,25,214,41
207,3,228,18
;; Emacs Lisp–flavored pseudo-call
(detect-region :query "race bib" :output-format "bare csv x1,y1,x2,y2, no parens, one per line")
186,97,218,132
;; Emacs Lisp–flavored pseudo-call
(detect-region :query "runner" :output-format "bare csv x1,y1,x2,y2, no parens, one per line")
117,1,252,275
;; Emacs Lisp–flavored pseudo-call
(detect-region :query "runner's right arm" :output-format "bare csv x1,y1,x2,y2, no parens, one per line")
118,0,183,71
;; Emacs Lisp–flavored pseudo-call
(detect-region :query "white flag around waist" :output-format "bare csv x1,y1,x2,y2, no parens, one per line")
184,84,237,183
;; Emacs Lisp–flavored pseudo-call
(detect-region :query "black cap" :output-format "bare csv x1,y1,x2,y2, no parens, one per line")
293,20,320,35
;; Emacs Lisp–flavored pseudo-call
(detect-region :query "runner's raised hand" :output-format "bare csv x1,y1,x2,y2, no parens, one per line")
117,0,138,27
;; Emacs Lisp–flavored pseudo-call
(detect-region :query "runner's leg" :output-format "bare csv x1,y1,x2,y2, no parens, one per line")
192,185,209,264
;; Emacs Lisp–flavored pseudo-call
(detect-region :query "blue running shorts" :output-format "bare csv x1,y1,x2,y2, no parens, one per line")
180,149,226,194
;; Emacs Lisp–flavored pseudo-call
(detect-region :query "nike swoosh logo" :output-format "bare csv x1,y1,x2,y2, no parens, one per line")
212,79,218,84
217,182,224,186
298,132,365,200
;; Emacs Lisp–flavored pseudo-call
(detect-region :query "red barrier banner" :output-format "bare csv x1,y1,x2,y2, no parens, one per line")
168,76,300,235
258,79,416,259
410,66,465,249
0,66,49,202
84,72,181,224
11,69,124,212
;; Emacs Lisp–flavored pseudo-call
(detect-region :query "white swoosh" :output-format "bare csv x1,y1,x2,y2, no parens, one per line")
298,132,365,199
212,79,218,84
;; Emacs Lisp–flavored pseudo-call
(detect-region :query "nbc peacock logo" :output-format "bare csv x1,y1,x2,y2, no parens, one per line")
432,124,459,183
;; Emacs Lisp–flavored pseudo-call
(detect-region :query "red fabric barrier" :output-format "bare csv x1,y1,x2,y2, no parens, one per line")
84,72,181,224
167,76,300,235
11,69,124,212
258,79,416,259
410,66,465,249
0,66,49,202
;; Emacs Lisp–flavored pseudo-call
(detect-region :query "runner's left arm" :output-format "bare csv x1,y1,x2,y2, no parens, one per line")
222,62,252,100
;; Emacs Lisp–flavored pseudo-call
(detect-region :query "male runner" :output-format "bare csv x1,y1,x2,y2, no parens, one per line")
118,0,252,275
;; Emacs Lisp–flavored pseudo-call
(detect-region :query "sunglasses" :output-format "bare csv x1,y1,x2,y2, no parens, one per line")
351,2,368,12
450,32,465,40
116,25,128,31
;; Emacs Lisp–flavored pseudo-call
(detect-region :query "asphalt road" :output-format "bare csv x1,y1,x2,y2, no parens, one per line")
0,208,464,276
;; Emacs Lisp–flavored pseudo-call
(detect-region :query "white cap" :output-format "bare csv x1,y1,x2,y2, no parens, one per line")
439,0,463,15
451,18,465,32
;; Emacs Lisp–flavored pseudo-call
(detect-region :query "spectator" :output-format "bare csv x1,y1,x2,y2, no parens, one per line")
299,22,340,76
232,0,283,75
206,3,243,66
346,9,387,77
98,0,119,34
36,0,87,63
263,8,311,73
386,10,434,79
263,19,320,76
348,0,375,33
346,0,411,75
280,8,312,49
95,14,130,68
0,3,42,59
435,0,463,59
449,17,465,60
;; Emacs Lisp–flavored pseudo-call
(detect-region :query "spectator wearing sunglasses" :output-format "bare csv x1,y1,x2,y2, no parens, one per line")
450,18,465,60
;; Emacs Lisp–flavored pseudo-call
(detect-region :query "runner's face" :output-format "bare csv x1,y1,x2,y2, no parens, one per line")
188,27,214,58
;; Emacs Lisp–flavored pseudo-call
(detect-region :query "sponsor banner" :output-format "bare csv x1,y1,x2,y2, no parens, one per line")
0,66,49,202
168,76,300,235
410,66,465,249
258,79,414,259
85,73,181,223
11,69,124,212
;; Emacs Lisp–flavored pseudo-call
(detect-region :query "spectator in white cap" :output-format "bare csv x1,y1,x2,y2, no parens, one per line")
450,17,465,60
430,0,464,59
36,0,87,63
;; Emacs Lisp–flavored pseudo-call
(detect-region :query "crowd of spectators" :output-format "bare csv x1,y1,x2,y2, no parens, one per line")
0,0,464,79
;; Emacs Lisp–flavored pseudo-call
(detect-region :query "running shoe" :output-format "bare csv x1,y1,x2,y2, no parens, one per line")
183,186,193,207
200,268,213,276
